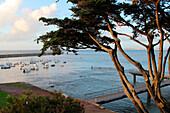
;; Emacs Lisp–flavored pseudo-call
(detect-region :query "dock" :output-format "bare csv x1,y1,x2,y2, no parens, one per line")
129,70,170,83
84,70,170,104
84,80,170,104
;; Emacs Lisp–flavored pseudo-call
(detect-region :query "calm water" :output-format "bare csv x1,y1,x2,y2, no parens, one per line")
0,50,169,113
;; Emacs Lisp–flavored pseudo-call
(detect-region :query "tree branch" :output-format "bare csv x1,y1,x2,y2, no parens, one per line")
118,33,147,48
109,16,149,37
155,0,164,79
147,47,155,82
164,33,170,43
88,33,109,52
160,47,170,82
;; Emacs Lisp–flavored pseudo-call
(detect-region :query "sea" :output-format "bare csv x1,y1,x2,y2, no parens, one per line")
0,50,169,113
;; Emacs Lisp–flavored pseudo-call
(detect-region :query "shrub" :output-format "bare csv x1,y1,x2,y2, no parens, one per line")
0,89,84,113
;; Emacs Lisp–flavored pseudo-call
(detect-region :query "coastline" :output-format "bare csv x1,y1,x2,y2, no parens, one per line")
0,52,52,58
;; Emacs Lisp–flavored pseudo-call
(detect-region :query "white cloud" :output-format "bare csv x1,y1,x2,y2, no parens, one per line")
0,0,22,26
0,0,22,12
0,0,57,42
11,18,29,33
31,3,57,20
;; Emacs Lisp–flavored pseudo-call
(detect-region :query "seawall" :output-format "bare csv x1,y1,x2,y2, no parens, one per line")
0,52,52,58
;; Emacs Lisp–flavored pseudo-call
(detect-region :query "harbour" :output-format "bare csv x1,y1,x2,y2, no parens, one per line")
0,50,169,113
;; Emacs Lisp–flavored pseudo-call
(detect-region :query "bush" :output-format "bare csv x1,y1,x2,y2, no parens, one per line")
0,89,84,113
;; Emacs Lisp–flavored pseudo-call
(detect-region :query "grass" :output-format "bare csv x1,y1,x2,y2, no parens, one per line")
0,90,9,107
3,82,28,88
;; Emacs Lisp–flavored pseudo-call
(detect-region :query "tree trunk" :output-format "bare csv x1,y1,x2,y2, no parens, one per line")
168,55,170,77
108,49,148,113
105,17,170,112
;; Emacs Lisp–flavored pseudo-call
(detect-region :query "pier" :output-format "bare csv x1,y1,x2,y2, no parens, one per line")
84,80,170,104
129,70,170,83
0,52,52,58
84,71,170,104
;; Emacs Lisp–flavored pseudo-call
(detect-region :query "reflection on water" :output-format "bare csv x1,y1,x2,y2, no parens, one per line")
0,50,169,113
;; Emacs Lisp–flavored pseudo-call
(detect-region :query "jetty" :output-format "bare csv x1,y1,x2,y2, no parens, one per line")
129,70,170,83
0,52,52,58
84,71,170,104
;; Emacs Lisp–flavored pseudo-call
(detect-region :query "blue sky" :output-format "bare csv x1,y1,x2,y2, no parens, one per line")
0,0,72,50
0,0,168,50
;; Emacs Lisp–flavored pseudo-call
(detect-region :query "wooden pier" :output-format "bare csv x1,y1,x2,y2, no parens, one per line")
129,70,170,83
84,79,170,104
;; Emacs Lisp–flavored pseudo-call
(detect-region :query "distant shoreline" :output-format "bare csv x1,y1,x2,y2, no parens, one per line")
0,52,52,58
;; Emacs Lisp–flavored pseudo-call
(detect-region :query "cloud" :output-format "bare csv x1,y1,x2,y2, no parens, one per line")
31,3,57,20
0,0,22,26
10,18,29,33
0,0,22,12
0,0,57,42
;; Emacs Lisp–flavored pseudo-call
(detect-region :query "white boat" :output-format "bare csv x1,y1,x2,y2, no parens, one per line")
43,63,49,69
30,66,35,70
34,64,39,70
20,64,24,67
1,65,11,69
34,66,39,70
10,63,15,67
23,68,31,73
19,64,25,70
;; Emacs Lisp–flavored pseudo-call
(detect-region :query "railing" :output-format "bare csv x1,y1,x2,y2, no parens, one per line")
84,86,124,100
84,80,170,100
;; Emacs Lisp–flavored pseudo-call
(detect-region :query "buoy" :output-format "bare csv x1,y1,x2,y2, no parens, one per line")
99,67,101,69
50,85,54,87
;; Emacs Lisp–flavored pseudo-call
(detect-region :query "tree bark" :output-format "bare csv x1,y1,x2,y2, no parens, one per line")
108,49,148,113
168,55,170,77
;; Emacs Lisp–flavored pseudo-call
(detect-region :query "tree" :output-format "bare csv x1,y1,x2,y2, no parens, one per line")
37,0,170,112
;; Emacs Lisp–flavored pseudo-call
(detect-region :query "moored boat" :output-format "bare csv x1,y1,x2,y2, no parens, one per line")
1,65,11,69
23,68,31,73
43,63,49,69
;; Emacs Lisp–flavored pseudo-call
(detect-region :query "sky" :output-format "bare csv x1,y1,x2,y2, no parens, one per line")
0,0,72,50
0,0,168,51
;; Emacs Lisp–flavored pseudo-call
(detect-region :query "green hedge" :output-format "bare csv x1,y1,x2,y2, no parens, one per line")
0,89,84,113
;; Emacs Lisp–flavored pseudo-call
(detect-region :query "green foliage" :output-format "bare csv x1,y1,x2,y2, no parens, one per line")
0,90,9,108
0,89,84,113
37,0,169,56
